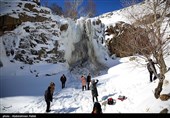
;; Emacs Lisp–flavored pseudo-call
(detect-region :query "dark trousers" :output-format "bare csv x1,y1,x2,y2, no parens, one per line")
149,71,157,82
87,82,90,90
92,96,98,102
46,101,50,112
62,82,65,89
82,85,86,91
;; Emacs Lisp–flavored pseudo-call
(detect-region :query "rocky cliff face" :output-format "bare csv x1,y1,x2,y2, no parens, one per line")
1,21,66,65
105,21,151,57
0,0,51,35
0,0,109,72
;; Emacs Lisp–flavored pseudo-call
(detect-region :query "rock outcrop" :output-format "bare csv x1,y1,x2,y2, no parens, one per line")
0,1,51,35
105,21,150,57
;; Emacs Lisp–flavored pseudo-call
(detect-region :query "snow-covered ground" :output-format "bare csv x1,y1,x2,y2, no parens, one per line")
0,55,170,113
0,0,170,114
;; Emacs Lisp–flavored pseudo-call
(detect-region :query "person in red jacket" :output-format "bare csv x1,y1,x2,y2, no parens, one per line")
81,75,86,91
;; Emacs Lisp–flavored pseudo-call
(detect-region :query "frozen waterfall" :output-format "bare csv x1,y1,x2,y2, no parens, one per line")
62,17,113,71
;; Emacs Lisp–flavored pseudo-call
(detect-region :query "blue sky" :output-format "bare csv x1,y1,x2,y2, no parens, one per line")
41,0,143,16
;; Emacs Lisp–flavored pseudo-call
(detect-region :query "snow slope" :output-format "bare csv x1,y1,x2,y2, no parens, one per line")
0,55,170,113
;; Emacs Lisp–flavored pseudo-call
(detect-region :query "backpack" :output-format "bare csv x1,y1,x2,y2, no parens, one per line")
118,95,127,101
107,98,114,105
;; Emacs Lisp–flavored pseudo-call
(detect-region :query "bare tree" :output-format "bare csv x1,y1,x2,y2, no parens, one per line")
63,0,97,19
49,3,63,16
40,0,63,15
121,0,170,99
82,0,97,17
64,0,83,20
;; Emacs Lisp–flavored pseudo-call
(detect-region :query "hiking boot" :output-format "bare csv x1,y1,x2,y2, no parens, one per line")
46,110,51,112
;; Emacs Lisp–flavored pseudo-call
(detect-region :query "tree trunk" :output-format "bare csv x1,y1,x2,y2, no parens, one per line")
154,49,167,79
159,54,167,75
153,50,166,99
154,80,163,99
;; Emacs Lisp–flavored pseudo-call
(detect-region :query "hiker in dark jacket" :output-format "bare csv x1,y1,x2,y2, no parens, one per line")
90,79,99,102
91,102,102,114
60,74,67,89
44,86,52,112
147,59,157,82
86,73,91,90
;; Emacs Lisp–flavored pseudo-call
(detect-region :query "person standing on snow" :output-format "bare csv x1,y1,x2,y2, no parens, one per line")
90,79,99,102
49,82,55,96
60,74,67,89
81,75,86,91
147,59,158,82
86,73,91,90
44,86,53,112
